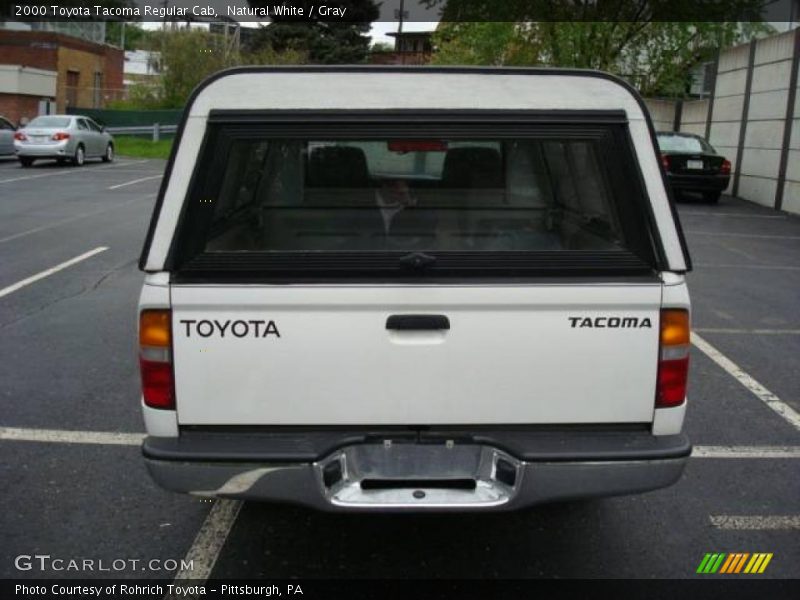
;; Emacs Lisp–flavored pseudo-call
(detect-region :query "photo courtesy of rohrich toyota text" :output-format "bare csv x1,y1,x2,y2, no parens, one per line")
0,1,798,599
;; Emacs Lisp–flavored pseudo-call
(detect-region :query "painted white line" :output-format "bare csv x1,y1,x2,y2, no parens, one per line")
5,425,800,460
694,264,800,271
710,515,800,530
685,231,800,240
695,328,800,335
0,426,144,446
0,193,156,244
0,160,149,184
692,446,800,458
108,174,162,190
0,246,108,299
169,499,243,586
693,333,800,432
682,212,785,219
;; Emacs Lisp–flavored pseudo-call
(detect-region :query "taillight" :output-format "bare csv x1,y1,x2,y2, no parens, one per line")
656,309,690,408
660,154,671,172
388,140,448,153
139,309,175,409
14,132,27,141
720,159,731,175
51,132,70,141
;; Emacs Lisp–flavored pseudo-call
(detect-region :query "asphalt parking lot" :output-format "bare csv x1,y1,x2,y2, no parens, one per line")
0,155,798,582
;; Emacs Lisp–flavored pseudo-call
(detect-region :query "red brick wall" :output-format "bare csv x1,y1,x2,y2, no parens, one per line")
0,32,59,70
103,46,124,92
0,93,43,125
0,30,124,110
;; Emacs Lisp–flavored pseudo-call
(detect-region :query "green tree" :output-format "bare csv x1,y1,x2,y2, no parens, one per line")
155,29,233,108
370,41,395,53
429,1,773,96
245,1,380,64
105,21,150,50
434,20,771,96
135,29,306,109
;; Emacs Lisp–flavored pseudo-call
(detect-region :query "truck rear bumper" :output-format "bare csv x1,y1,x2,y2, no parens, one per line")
143,429,690,511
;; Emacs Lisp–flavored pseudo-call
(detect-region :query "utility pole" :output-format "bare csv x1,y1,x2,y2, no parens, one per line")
396,0,405,65
162,0,169,32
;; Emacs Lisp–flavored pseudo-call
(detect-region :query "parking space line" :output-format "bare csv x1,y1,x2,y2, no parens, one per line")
685,231,800,240
0,193,156,244
108,175,162,190
695,328,800,335
0,426,144,445
692,334,800,432
710,516,800,530
0,247,108,299
692,446,800,458
0,160,149,184
169,499,243,587
4,425,800,460
694,264,800,271
681,212,786,219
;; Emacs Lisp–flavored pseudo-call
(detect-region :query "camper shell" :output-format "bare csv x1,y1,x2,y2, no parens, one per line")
138,67,692,511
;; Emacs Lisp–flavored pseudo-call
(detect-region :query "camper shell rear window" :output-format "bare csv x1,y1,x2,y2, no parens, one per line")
167,111,665,281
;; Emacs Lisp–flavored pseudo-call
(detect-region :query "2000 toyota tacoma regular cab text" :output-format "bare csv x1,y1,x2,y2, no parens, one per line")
137,67,692,511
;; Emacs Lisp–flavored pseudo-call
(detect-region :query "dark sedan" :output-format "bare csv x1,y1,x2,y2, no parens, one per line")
656,132,731,203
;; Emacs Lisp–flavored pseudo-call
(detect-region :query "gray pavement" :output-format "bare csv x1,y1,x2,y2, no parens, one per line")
0,156,797,581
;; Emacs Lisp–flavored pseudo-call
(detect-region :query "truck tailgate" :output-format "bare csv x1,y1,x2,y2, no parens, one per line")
171,284,660,425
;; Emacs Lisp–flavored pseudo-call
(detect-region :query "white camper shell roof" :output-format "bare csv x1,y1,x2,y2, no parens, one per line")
140,67,689,272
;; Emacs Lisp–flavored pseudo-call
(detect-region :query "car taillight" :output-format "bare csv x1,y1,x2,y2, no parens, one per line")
720,159,731,175
14,132,27,141
660,154,671,172
51,132,70,141
656,309,690,408
388,140,448,153
139,309,175,409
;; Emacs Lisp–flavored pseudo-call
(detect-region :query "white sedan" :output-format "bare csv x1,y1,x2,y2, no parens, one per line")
14,114,114,167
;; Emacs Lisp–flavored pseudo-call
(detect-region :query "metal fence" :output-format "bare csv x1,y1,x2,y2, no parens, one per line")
106,124,177,141
66,107,183,129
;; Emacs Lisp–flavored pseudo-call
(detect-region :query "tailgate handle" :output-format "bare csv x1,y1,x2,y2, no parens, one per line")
386,315,450,331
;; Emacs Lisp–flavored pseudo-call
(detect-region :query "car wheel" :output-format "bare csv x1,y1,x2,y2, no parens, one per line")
73,144,85,167
19,157,34,168
102,143,114,163
703,191,721,204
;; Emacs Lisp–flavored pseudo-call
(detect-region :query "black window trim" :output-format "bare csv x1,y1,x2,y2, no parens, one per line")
139,66,692,274
165,111,667,282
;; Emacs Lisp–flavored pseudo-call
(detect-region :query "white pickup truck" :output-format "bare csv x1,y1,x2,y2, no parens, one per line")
138,67,692,511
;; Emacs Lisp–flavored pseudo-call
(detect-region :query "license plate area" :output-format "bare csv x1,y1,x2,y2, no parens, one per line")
361,478,477,490
315,441,522,508
686,159,704,170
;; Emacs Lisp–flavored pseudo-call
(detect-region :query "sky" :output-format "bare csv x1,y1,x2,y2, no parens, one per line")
139,19,439,46
369,21,439,45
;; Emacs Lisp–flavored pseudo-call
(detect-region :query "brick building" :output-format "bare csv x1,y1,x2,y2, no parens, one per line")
0,29,123,123
371,31,434,65
0,65,56,125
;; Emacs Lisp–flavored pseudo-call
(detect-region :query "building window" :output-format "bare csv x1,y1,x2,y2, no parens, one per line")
94,71,102,108
66,70,79,107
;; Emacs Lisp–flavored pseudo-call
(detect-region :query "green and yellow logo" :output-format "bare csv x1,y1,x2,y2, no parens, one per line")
697,553,773,574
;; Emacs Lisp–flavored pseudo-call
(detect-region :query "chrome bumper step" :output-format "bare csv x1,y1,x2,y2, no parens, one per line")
317,442,522,508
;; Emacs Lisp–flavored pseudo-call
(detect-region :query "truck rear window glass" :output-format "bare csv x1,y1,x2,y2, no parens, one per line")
196,138,628,253
169,121,661,278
